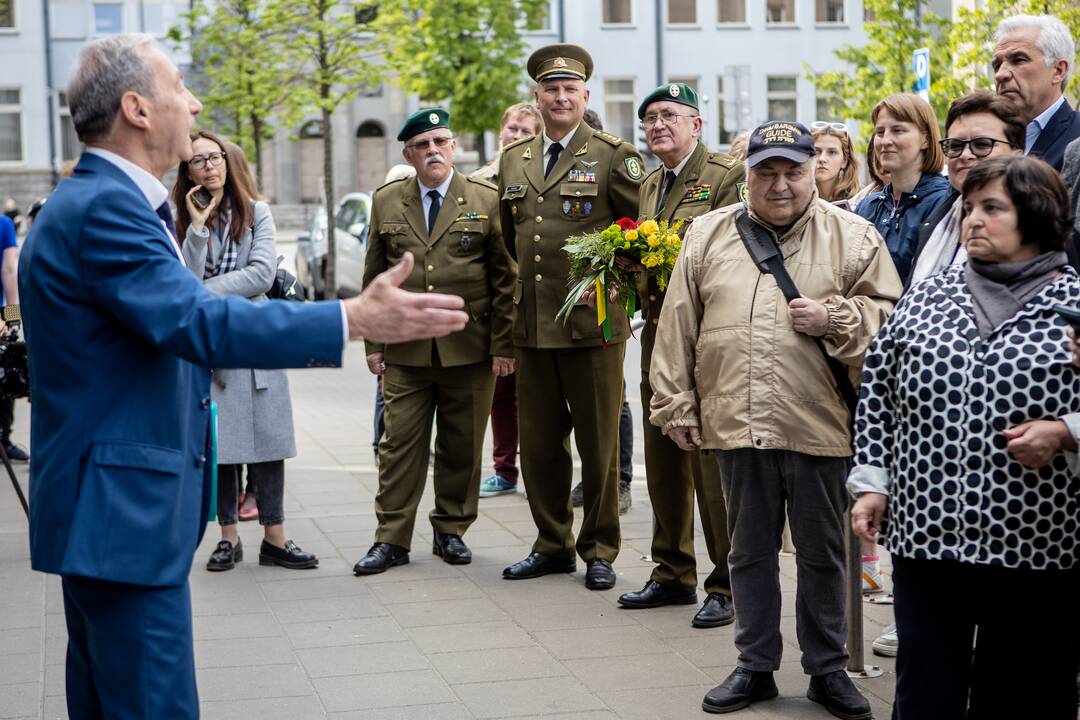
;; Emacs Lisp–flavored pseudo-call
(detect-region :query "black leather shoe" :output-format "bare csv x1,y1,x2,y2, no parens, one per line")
353,543,409,575
585,559,616,590
702,667,778,714
206,539,242,571
618,580,697,608
807,670,872,720
2,442,28,462
503,552,576,579
259,539,318,569
432,531,472,565
693,592,735,628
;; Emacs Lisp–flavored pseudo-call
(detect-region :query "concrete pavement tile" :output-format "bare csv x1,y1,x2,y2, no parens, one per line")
193,612,284,640
314,669,454,712
624,604,716,638
200,695,327,720
497,519,543,540
428,646,568,685
195,663,313,702
388,597,508,628
462,545,539,570
564,651,713,693
453,676,607,719
370,577,485,605
0,652,39,685
314,513,381,536
284,616,407,649
533,625,660,660
296,640,430,678
0,602,43,630
0,682,41,717
324,530,382,547
407,620,535,654
328,702,473,719
44,614,67,638
43,695,67,720
504,601,636,632
268,594,389,623
660,633,740,669
43,663,62,697
43,637,65,666
0,628,41,656
741,695,837,718
257,574,374,602
459,528,526,549
484,576,604,608
597,683,717,719
489,713,616,720
194,636,296,668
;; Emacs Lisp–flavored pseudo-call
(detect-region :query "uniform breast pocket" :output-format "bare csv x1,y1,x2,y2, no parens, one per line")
379,223,411,258
502,184,528,224
559,183,599,221
449,222,486,256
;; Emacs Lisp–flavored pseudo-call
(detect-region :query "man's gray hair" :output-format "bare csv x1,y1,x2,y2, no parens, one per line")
68,33,158,144
997,14,1075,89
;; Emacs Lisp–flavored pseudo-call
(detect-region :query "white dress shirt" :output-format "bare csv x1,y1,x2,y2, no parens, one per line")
543,126,580,159
418,168,455,219
1025,94,1066,153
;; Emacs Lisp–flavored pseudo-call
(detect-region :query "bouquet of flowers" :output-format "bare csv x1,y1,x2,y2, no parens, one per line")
555,217,684,342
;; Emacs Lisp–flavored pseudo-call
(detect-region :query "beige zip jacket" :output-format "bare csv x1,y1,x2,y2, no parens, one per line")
649,197,902,457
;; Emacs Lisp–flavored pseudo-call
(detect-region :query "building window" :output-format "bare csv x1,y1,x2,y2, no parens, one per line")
602,0,632,24
0,0,14,29
668,0,697,24
93,3,124,34
58,92,81,162
816,91,843,123
766,76,797,121
717,0,746,23
603,78,636,144
816,0,844,23
0,89,21,162
766,0,795,23
140,1,165,34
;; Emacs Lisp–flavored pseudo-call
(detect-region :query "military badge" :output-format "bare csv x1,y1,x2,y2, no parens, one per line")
459,235,472,251
736,181,748,203
583,201,592,216
553,57,568,68
624,157,643,180
580,160,598,168
428,112,439,125
683,184,711,202
669,84,680,97
522,146,532,160
574,143,588,156
563,200,572,215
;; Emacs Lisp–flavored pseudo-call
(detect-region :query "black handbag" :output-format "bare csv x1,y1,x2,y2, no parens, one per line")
268,255,305,302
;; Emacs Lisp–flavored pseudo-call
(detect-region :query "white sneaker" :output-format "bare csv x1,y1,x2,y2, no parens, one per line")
862,560,884,593
872,623,898,657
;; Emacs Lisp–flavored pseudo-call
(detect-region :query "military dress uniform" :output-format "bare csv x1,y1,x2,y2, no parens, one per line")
498,117,642,569
636,138,744,608
362,163,515,555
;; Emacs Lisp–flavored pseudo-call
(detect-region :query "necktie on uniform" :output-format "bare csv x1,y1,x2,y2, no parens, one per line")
426,189,441,236
655,170,677,215
545,142,563,178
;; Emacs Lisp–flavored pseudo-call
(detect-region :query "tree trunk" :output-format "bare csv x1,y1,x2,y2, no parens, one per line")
251,112,265,196
476,131,487,165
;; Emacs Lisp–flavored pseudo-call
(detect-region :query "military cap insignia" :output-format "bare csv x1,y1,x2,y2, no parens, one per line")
428,113,439,125
669,84,680,97
553,57,568,68
624,157,643,180
574,143,588,156
522,146,532,160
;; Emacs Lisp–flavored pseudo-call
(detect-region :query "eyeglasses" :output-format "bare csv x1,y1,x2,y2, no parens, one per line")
407,136,454,151
940,136,1014,158
190,151,226,169
811,121,847,134
640,111,698,129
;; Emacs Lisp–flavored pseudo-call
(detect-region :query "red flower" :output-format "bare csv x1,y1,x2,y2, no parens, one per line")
615,217,638,231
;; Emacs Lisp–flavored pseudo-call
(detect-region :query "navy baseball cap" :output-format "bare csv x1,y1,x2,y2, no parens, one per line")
746,121,817,167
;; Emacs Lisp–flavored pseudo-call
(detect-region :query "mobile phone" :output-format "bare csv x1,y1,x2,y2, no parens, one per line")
191,187,213,210
1053,305,1080,331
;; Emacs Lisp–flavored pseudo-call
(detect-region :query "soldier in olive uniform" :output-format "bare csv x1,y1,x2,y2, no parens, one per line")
499,44,642,591
614,83,746,625
354,108,516,575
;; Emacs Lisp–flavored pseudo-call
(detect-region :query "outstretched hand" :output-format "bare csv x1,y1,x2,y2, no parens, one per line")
344,253,468,343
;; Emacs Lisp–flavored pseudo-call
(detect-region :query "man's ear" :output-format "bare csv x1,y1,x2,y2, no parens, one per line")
119,92,150,129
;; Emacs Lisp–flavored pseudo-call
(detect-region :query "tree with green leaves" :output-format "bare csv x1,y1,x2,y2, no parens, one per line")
168,0,293,192
368,0,547,163
267,0,382,298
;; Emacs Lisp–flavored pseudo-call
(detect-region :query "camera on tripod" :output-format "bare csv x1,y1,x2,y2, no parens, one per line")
0,304,28,400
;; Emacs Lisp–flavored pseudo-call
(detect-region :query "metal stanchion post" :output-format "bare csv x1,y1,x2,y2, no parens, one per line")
846,507,882,679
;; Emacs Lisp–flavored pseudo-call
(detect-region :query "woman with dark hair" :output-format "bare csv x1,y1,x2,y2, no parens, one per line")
811,122,861,207
172,131,318,572
850,155,1080,719
856,93,952,284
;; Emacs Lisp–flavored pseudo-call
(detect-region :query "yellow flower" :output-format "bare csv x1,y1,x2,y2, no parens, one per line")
647,234,660,248
639,219,659,236
642,253,661,268
665,234,679,246
625,229,639,241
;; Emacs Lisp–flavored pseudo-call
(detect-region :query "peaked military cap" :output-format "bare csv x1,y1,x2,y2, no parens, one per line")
527,44,593,83
637,82,699,119
397,107,451,142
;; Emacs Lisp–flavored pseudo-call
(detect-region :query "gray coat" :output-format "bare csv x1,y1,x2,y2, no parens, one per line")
1063,137,1080,236
183,200,296,464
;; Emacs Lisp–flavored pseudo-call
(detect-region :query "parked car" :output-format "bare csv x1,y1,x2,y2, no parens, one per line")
295,192,371,299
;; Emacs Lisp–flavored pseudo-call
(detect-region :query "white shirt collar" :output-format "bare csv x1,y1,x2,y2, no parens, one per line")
85,147,169,212
543,125,580,157
1032,94,1067,131
418,168,454,200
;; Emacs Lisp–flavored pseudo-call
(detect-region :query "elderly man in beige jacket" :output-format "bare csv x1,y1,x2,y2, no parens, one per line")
650,121,902,720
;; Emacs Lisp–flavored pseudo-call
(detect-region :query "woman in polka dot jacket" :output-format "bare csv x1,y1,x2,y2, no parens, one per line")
849,155,1080,719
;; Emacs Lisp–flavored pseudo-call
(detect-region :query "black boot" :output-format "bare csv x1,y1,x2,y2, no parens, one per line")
702,667,778,713
807,670,872,720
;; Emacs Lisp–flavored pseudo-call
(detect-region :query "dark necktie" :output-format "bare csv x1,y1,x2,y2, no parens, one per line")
426,189,441,236
655,170,677,214
155,202,177,241
545,141,563,178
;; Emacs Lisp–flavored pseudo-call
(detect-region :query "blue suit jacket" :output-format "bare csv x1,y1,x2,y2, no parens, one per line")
1029,98,1080,172
20,153,344,587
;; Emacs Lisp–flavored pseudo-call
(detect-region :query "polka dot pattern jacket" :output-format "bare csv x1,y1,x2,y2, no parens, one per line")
849,264,1080,570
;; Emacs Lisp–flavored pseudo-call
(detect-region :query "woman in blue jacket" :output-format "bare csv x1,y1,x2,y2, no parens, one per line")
856,93,952,284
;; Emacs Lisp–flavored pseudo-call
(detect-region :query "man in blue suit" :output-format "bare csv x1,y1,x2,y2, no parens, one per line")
21,34,468,719
993,14,1080,172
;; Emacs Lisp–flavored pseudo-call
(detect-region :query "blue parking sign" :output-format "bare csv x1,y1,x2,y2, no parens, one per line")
913,48,930,101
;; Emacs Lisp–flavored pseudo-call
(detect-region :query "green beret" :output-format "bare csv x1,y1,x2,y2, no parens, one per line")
638,83,699,119
527,43,593,83
397,107,450,142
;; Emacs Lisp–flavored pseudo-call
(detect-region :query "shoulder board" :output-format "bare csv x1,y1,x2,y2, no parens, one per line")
374,176,410,194
501,135,533,152
593,131,624,147
465,175,497,191
706,153,738,169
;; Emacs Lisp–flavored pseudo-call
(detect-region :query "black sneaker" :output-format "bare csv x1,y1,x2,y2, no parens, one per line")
206,539,242,571
3,442,28,462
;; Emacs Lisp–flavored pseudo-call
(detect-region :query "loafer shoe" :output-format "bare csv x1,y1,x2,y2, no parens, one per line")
432,531,472,564
2,442,28,462
479,475,517,497
618,580,697,609
807,670,872,720
703,667,778,714
693,592,735,628
353,543,409,575
503,552,576,579
585,559,616,590
206,539,242,572
259,539,318,569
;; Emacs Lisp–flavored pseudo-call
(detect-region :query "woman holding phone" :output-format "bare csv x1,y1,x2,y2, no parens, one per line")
172,131,318,572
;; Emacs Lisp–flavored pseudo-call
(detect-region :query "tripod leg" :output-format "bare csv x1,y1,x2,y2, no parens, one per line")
0,443,28,517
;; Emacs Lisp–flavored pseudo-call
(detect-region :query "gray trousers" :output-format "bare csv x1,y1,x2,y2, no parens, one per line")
716,448,850,675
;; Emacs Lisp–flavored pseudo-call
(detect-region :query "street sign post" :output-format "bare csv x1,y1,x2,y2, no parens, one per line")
913,47,930,102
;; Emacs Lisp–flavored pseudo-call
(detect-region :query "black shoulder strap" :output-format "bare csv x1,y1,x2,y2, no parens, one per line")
734,209,858,418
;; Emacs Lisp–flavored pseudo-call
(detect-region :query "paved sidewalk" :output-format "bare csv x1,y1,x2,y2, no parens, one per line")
0,340,897,719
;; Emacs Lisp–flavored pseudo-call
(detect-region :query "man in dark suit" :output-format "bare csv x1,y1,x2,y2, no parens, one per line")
21,35,467,719
993,14,1080,171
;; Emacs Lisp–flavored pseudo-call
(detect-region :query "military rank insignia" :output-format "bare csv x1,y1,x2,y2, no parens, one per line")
624,157,643,180
458,212,488,221
522,147,532,160
567,169,597,183
683,184,711,202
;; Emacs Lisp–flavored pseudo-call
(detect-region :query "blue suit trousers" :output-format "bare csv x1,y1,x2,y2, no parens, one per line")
62,577,197,719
